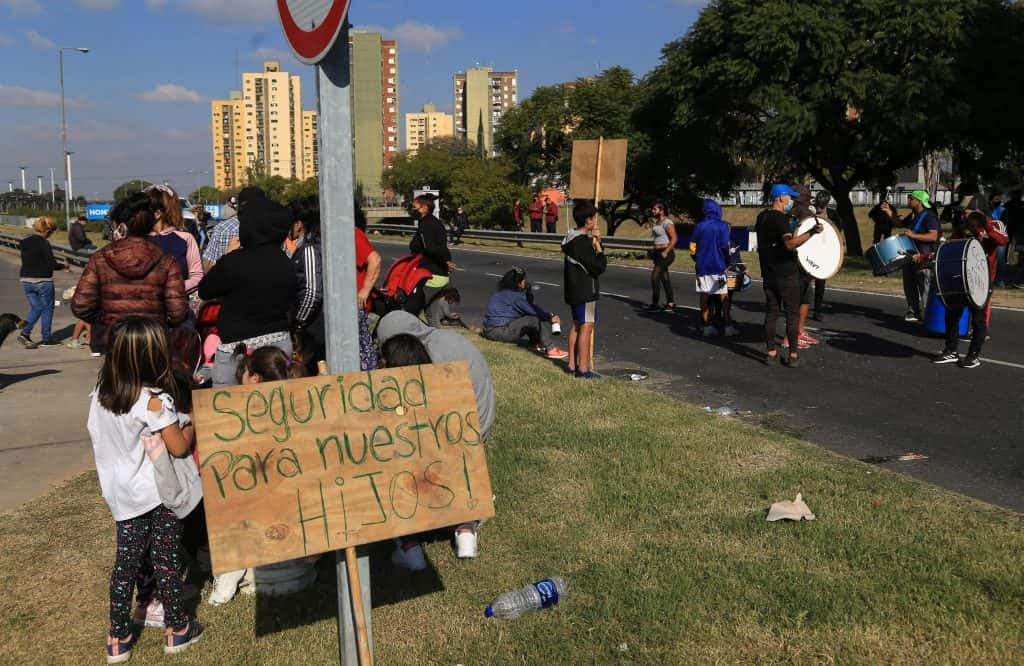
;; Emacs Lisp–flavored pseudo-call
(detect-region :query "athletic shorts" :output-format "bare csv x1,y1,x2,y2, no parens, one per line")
696,274,728,295
799,274,813,305
571,301,597,324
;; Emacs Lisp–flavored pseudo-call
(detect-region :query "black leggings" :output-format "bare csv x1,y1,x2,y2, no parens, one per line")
945,300,989,356
651,250,676,305
764,274,801,352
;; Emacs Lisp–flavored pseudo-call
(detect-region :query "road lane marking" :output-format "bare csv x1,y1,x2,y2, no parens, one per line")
534,281,560,287
600,291,630,298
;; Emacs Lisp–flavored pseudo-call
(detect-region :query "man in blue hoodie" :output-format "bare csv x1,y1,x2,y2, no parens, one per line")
690,199,738,337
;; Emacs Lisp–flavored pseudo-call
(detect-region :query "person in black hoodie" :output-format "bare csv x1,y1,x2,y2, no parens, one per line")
198,192,296,388
407,194,455,315
561,200,606,378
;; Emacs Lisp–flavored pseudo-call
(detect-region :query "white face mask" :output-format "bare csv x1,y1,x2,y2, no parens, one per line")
784,200,795,213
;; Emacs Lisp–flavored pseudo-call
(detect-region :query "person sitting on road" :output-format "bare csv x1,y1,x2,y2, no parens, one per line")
481,267,567,359
376,310,496,562
69,215,97,253
690,198,737,337
427,287,479,332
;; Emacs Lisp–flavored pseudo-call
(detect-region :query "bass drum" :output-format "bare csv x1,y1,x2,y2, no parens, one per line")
935,238,989,309
795,216,845,279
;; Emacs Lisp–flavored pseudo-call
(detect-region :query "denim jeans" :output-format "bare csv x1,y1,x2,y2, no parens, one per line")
21,281,55,342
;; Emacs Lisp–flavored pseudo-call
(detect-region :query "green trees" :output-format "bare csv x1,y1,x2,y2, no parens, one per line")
113,180,153,202
383,138,528,228
635,0,1013,255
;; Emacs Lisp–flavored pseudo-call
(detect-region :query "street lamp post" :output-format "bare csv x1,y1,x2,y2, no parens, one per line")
59,46,89,230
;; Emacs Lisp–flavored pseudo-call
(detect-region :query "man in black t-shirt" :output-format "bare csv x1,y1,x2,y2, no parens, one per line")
755,184,822,367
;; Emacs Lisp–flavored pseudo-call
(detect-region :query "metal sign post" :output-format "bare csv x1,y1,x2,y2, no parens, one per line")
277,1,370,664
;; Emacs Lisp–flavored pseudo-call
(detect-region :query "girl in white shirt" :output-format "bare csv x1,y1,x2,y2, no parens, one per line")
87,316,204,663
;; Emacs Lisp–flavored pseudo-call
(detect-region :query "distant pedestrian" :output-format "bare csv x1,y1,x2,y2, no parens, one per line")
528,194,543,233
648,201,677,310
69,215,97,253
544,196,558,233
17,217,69,349
562,200,606,378
450,206,469,244
512,197,524,247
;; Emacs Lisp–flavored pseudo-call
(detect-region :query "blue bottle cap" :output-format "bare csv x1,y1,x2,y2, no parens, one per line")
484,607,494,618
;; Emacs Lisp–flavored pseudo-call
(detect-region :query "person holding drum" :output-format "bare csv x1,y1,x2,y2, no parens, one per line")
756,184,823,367
900,190,941,322
923,211,1007,368
787,185,820,348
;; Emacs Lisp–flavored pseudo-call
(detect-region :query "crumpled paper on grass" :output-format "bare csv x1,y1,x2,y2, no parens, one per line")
767,493,816,522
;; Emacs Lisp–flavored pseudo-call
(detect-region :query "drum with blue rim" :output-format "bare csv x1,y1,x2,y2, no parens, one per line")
935,238,989,309
865,235,918,276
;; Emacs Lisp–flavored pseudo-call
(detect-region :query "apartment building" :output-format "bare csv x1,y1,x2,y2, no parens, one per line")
453,67,517,156
302,110,319,179
211,91,246,190
350,32,399,199
405,104,454,155
210,61,313,190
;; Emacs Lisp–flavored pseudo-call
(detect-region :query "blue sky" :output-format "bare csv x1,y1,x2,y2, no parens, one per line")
0,0,704,200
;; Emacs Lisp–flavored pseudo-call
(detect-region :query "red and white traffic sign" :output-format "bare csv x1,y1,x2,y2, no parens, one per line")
277,0,351,65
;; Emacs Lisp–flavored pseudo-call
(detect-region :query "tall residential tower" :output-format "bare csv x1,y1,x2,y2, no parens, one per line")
453,67,517,156
350,32,399,200
405,104,454,155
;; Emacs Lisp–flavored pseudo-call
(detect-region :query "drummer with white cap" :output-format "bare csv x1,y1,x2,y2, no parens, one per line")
900,189,940,322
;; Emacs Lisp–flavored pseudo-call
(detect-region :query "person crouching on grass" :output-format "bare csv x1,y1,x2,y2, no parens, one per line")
86,316,204,663
561,200,607,378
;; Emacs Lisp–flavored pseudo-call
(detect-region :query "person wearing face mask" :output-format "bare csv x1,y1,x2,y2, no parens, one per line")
407,194,456,316
755,184,822,367
900,190,941,322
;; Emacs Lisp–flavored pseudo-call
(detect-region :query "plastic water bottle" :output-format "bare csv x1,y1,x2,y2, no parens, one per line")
484,576,568,619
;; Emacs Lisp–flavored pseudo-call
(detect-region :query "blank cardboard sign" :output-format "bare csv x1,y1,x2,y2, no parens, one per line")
570,138,627,201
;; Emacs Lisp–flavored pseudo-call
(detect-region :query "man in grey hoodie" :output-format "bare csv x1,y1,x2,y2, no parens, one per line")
376,311,495,440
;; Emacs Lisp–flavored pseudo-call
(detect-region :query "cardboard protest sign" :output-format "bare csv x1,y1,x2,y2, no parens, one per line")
192,361,494,574
570,138,627,201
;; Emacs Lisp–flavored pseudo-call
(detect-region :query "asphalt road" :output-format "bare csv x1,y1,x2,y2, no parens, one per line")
376,239,1024,512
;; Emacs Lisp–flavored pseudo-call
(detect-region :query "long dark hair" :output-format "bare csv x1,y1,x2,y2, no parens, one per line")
498,266,527,292
235,346,305,384
96,316,176,415
110,192,161,237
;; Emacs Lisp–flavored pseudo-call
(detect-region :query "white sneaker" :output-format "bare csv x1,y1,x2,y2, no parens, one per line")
723,325,740,337
701,326,717,337
239,567,256,596
455,530,477,559
207,568,247,606
391,544,427,571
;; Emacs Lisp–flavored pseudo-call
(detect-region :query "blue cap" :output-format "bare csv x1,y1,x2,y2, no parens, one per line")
484,607,494,618
770,184,800,199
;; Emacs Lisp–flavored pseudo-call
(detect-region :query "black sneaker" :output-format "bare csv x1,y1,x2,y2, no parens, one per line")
932,350,959,364
37,339,61,348
784,355,801,368
17,334,37,349
958,354,981,369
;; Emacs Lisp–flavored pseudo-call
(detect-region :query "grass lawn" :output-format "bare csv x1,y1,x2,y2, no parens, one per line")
1,337,1022,664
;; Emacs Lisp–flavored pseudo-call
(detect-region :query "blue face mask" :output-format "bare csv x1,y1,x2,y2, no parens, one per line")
784,200,795,213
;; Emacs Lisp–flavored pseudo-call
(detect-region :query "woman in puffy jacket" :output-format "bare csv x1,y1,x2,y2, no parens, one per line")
71,192,189,354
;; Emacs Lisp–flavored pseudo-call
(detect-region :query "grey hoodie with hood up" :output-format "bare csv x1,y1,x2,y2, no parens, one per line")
376,311,495,440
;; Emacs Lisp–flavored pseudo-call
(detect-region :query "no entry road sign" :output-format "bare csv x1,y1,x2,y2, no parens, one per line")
277,0,351,64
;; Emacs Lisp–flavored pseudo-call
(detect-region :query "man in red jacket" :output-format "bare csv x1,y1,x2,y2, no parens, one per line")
928,211,1008,368
544,196,559,233
527,194,543,233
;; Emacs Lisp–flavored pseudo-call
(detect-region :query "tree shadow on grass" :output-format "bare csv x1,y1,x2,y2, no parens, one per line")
253,533,448,637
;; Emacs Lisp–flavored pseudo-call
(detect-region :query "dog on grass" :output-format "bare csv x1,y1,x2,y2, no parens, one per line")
0,313,27,349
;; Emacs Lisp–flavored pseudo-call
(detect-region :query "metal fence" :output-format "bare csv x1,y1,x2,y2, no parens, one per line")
366,223,654,251
0,232,95,267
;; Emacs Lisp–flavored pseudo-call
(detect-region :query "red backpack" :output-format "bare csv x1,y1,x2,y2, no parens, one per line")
368,254,433,316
